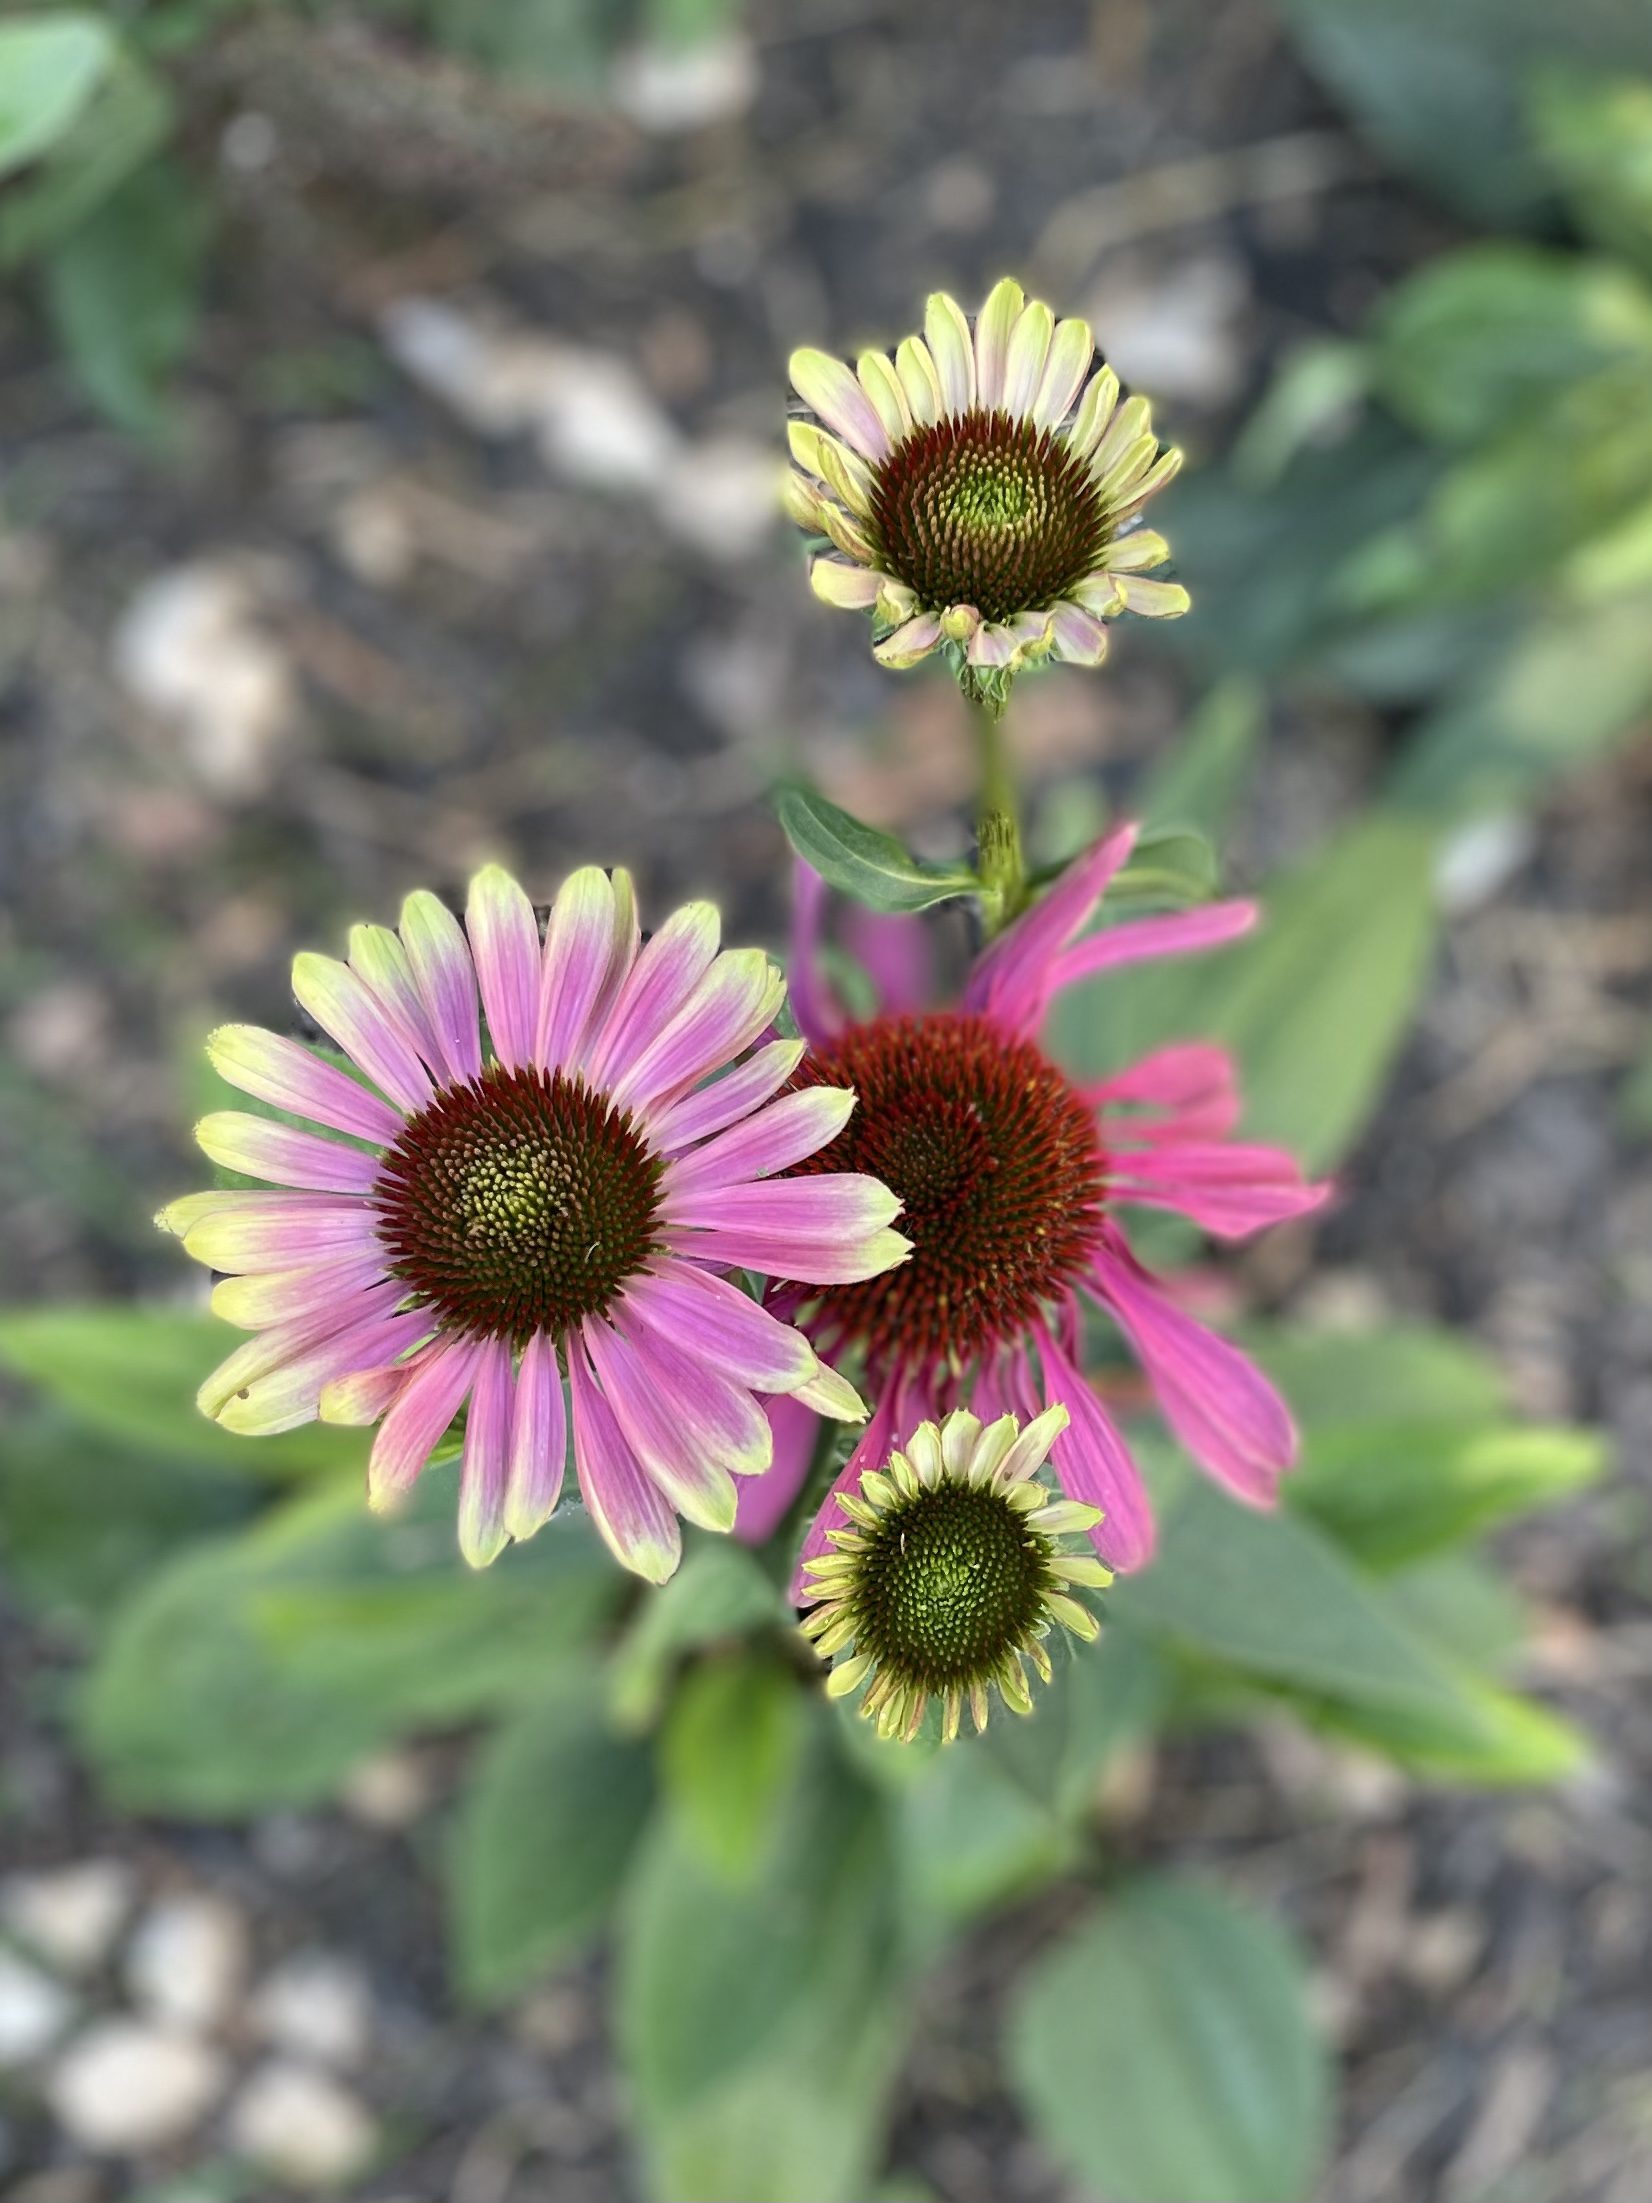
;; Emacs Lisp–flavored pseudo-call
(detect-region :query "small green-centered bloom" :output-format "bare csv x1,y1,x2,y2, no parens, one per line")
798,1402,1112,1743
786,278,1188,705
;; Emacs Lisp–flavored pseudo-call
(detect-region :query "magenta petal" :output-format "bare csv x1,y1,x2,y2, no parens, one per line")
504,1329,566,1540
1089,1241,1297,1506
1086,1043,1241,1140
1028,1329,1156,1571
401,891,482,1086
621,1261,814,1392
568,1342,681,1581
291,954,433,1117
790,1384,906,1599
537,868,619,1075
610,950,782,1117
583,1318,759,1529
584,902,719,1091
348,924,445,1076
207,1026,402,1145
181,1195,381,1275
368,1337,481,1508
964,822,1139,1035
206,1299,429,1437
843,902,933,1018
735,1390,820,1546
661,1086,855,1197
458,1340,514,1567
788,864,847,1050
1111,1139,1333,1239
1051,901,1258,993
465,866,541,1071
194,1113,380,1196
650,1039,805,1156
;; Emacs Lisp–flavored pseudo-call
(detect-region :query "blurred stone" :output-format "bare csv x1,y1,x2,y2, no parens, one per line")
48,2020,228,2152
125,1891,249,2032
2,1861,134,1976
339,1748,433,1831
112,561,296,801
227,2059,379,2187
334,482,419,588
6,982,110,1084
250,1951,373,2069
1436,814,1536,916
0,1948,75,2068
1402,1909,1487,1995
653,437,779,561
923,156,995,233
1090,254,1249,409
610,35,756,133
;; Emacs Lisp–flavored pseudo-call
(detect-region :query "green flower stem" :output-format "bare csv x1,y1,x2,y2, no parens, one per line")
971,690,1026,937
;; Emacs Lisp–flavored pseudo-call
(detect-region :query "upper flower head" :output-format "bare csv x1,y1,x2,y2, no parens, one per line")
799,1402,1110,1744
747,827,1330,1582
160,863,909,1581
785,279,1188,692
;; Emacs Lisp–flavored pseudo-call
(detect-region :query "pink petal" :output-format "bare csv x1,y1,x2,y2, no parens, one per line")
1050,902,1258,993
458,1340,514,1567
610,950,784,1117
964,821,1139,1036
194,1113,380,1196
211,1252,391,1329
791,1382,907,1598
621,1261,815,1392
349,923,445,1077
292,953,433,1117
1089,1241,1297,1506
400,890,481,1086
568,1342,681,1582
465,865,541,1070
537,867,620,1075
662,1086,856,1197
205,1295,428,1437
670,1218,910,1286
206,1026,402,1145
368,1336,482,1508
1110,1140,1333,1239
650,1038,805,1156
583,901,720,1091
582,1319,754,1530
182,1195,381,1275
842,902,932,1018
1030,1329,1156,1571
787,864,847,1051
504,1329,566,1540
735,1389,822,1546
1086,1044,1241,1140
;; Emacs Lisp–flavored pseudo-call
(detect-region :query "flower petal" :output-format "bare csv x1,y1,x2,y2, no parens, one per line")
651,1037,806,1154
856,350,911,444
809,556,882,608
1049,901,1257,993
349,923,443,1075
677,1222,911,1284
1001,299,1054,420
585,901,720,1090
613,949,785,1116
894,336,943,427
537,865,617,1074
292,952,433,1117
792,1383,906,1594
194,1112,380,1196
873,611,944,667
1111,1139,1332,1239
465,864,541,1070
368,1336,481,1509
458,1340,514,1568
1032,316,1093,429
206,1026,401,1145
568,1341,681,1581
1101,528,1171,574
622,1260,816,1392
1115,575,1191,618
662,1085,856,1196
924,292,975,414
1047,603,1112,666
789,347,890,462
814,430,876,520
401,889,481,1085
583,1318,753,1528
964,820,1139,1035
662,1171,901,1241
734,1389,820,1546
182,1195,381,1275
211,1252,389,1328
1087,1043,1240,1139
212,1304,431,1438
973,277,1024,409
504,1328,566,1541
1067,362,1119,458
1031,1329,1156,1570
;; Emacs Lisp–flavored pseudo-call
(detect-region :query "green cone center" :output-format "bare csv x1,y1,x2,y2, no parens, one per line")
851,1480,1056,1688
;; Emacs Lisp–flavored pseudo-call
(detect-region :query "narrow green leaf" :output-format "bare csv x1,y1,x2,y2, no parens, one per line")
775,785,976,914
0,14,113,182
1137,677,1264,838
608,1541,785,1730
660,1647,807,1884
450,1686,654,2002
1010,1874,1331,2203
1104,826,1219,910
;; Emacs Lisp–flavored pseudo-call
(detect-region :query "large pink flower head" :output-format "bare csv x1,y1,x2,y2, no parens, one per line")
159,864,908,1581
747,825,1330,1579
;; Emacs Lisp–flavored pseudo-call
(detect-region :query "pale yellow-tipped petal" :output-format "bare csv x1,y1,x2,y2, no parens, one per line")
873,611,944,668
1001,299,1054,419
1114,574,1191,618
1046,1592,1102,1642
1100,527,1171,573
939,1409,981,1477
787,417,834,480
924,292,975,414
790,346,891,462
793,1358,867,1420
1067,362,1120,457
1070,571,1127,620
1032,316,1093,429
819,501,879,564
875,577,920,625
814,430,876,519
894,336,942,427
856,349,911,443
782,469,828,530
996,1400,1071,1484
1090,393,1152,482
974,277,1024,408
1112,446,1184,517
810,555,883,609
938,601,982,645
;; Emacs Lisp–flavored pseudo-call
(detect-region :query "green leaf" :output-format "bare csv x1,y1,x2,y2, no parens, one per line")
1623,1032,1652,1133
44,158,209,434
449,1685,654,2002
0,43,170,267
608,1540,786,1729
1289,1419,1607,1569
0,13,114,182
1305,1669,1588,1784
1137,677,1265,841
1371,245,1652,446
1392,589,1652,822
0,1305,366,1480
1010,1874,1331,2203
660,1646,807,1884
78,1477,619,1814
775,785,977,914
976,1621,1166,1825
1246,1322,1507,1429
429,0,614,93
1531,67,1652,274
1104,826,1219,911
897,1745,1075,1931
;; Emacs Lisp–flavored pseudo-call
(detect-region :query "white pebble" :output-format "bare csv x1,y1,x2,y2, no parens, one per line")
250,1951,372,2069
125,1892,249,2033
0,1948,75,2067
227,2060,378,2187
1,1862,134,1976
48,2020,228,2153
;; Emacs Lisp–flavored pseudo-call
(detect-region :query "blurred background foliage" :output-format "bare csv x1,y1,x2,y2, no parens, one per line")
2,0,1651,2199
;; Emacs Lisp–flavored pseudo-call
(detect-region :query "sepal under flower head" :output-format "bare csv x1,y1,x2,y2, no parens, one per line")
799,1403,1111,1744
787,279,1189,691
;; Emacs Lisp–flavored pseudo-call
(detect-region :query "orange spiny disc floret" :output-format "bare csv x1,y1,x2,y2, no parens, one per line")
789,1012,1104,1366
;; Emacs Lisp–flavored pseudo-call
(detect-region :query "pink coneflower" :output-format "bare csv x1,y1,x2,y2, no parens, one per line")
159,864,908,1580
744,824,1330,1578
